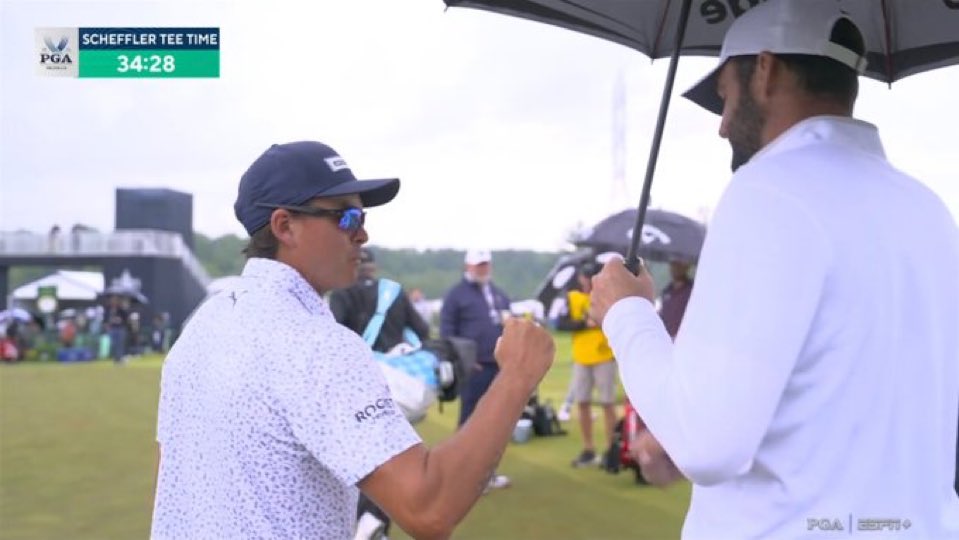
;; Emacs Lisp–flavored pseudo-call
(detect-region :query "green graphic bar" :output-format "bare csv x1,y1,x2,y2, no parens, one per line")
78,49,219,78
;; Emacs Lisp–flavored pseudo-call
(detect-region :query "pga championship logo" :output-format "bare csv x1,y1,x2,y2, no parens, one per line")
36,28,80,77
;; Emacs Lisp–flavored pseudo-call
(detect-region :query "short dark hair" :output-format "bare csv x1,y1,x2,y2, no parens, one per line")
734,18,864,108
242,224,279,260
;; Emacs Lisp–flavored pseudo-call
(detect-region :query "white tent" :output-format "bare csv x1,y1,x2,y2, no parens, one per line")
12,270,104,301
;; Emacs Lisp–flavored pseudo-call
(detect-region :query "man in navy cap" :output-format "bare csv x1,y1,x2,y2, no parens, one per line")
151,141,555,539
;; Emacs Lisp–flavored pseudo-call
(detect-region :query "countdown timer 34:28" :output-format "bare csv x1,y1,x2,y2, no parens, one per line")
117,54,176,73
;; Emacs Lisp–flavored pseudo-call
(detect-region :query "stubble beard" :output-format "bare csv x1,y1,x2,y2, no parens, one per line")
729,90,765,173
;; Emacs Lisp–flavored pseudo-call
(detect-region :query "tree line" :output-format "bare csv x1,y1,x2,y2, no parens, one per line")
194,233,565,300
9,230,692,304
7,232,566,301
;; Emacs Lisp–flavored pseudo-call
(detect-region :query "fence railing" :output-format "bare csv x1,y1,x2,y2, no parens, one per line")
0,230,211,286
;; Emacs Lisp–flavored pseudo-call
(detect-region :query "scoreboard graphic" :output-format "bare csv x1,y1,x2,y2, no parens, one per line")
36,27,220,78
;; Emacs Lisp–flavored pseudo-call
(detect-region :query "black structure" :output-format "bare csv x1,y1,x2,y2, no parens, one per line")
116,188,195,250
0,188,208,334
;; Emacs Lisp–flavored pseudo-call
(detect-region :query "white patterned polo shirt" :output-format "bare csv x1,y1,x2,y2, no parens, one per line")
152,258,420,539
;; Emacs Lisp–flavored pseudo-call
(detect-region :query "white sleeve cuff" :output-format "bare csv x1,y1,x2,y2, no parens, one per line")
602,296,659,339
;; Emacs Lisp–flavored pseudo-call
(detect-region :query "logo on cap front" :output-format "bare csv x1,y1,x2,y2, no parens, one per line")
324,156,350,173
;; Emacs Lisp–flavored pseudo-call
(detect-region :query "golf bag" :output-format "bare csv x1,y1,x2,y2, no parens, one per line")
601,399,648,484
521,394,566,437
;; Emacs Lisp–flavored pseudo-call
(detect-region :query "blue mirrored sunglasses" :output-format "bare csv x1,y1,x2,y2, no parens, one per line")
256,203,366,233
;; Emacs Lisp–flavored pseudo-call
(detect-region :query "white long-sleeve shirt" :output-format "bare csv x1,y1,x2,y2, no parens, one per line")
604,116,959,539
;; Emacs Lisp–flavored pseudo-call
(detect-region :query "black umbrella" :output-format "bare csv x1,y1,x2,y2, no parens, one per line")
101,269,148,305
0,308,32,324
576,208,706,263
100,286,149,305
533,249,623,322
444,0,959,271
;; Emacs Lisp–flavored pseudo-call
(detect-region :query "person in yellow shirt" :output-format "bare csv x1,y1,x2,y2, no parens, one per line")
557,263,618,467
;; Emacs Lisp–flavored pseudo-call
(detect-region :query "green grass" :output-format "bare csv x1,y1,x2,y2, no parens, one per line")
1,357,164,540
0,335,690,540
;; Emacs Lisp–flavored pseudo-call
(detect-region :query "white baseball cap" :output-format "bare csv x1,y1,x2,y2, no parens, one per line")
464,249,492,265
683,0,868,115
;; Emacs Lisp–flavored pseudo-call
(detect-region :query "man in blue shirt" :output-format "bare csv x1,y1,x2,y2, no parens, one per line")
440,249,513,491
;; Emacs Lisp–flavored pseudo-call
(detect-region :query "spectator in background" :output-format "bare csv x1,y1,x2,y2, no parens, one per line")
105,295,129,364
328,247,430,538
129,312,142,356
58,315,77,348
20,319,41,357
408,287,434,328
48,224,61,252
329,248,430,352
1,321,21,362
151,313,170,353
440,249,514,491
86,306,103,336
555,263,617,468
659,260,694,339
70,224,84,252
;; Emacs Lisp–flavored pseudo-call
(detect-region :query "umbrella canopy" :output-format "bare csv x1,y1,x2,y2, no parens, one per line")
577,208,706,263
445,0,959,85
0,308,33,324
100,286,149,305
445,0,959,271
100,269,148,305
534,249,623,321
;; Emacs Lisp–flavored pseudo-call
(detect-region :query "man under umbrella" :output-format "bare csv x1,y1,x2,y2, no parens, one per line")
658,259,693,340
105,294,131,364
590,1,959,538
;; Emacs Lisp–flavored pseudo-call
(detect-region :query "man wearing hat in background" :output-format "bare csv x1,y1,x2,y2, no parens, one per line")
658,260,694,340
152,141,555,539
590,0,959,538
329,247,430,354
440,248,515,491
555,262,618,469
328,246,430,538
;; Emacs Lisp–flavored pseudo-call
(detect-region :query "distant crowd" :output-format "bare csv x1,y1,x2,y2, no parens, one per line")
0,297,172,363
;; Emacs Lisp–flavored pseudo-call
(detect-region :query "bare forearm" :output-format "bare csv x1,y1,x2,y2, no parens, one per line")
361,319,553,539
413,373,532,532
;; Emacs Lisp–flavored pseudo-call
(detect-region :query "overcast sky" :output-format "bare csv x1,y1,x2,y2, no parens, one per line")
2,0,956,251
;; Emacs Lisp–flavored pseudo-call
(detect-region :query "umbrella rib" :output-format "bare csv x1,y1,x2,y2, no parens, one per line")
880,0,895,85
550,0,647,36
454,0,642,46
651,0,673,59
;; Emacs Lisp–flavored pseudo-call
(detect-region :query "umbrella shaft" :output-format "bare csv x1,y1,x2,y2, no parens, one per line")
627,0,694,274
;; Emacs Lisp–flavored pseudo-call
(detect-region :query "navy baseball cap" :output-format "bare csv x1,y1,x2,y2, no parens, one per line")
234,141,400,235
